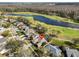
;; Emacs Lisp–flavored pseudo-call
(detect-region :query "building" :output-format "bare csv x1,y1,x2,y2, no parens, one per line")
45,44,62,57
0,35,8,55
0,35,6,46
65,47,79,57
0,27,5,34
17,22,24,29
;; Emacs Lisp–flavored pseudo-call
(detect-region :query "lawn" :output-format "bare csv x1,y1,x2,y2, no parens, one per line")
51,39,66,46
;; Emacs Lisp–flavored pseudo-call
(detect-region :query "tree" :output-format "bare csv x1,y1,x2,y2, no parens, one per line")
16,17,30,26
73,38,79,44
68,11,75,19
49,29,61,38
74,16,79,23
5,40,22,56
35,24,47,34
1,30,11,37
2,22,11,28
58,11,66,17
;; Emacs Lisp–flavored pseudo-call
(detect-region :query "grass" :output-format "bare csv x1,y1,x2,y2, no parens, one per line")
75,44,79,49
51,39,66,46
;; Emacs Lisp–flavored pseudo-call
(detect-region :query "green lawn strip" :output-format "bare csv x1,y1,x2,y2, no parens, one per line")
53,26,79,38
51,38,76,47
51,39,66,46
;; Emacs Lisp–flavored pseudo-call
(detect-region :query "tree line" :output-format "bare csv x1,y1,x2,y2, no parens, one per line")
0,7,79,23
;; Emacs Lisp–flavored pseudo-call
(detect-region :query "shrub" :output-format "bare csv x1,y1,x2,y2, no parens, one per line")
1,30,11,37
2,22,11,28
51,39,66,46
6,40,22,53
16,17,30,26
35,24,47,34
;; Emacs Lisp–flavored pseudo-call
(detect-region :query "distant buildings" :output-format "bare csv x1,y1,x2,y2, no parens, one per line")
65,47,79,57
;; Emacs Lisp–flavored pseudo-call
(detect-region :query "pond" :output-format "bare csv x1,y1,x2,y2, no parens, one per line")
5,13,79,29
33,15,79,29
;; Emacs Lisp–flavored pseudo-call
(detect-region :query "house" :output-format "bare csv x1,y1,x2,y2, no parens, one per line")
32,34,39,44
0,49,9,55
45,44,62,57
17,22,24,29
4,18,8,21
37,34,48,48
13,21,20,26
28,33,48,48
65,47,79,57
24,26,29,32
0,35,8,55
0,35,6,45
9,19,16,23
0,27,5,34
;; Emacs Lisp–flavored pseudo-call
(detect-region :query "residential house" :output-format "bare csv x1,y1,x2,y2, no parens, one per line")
0,27,5,34
45,44,62,57
0,35,8,55
17,22,24,29
65,47,79,57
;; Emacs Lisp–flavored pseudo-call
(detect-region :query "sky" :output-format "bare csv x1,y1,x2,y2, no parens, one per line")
0,0,79,2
